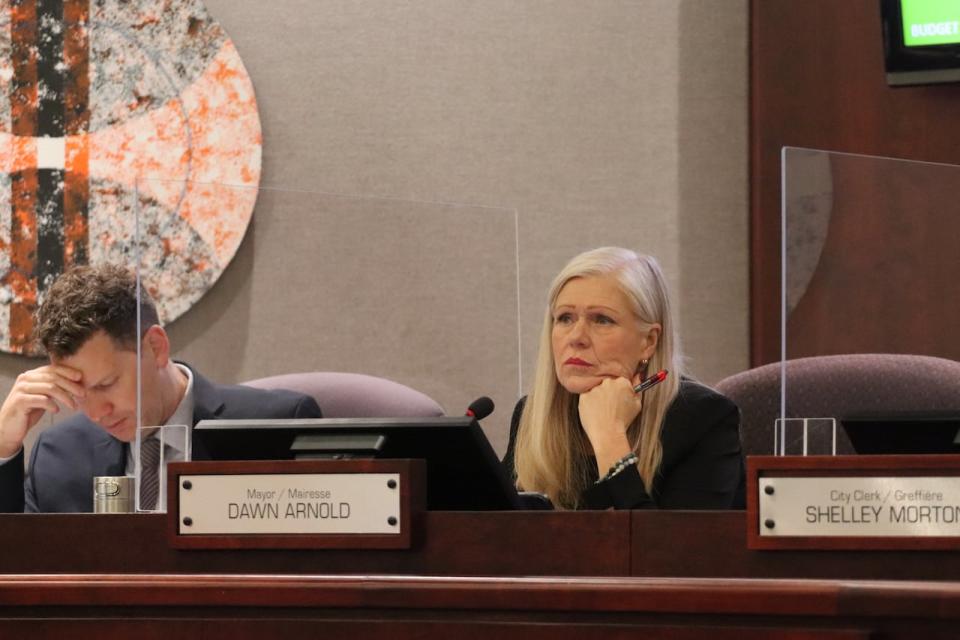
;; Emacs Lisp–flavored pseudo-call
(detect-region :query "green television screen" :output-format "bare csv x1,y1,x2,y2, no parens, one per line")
901,0,960,46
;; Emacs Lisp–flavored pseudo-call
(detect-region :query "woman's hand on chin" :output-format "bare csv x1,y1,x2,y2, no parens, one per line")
577,375,643,476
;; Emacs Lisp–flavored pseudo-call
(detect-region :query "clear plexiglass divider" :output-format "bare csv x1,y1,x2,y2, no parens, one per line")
129,179,521,510
780,147,960,455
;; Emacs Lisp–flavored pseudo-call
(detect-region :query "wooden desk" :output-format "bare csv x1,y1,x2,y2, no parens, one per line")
2,511,960,579
2,511,960,638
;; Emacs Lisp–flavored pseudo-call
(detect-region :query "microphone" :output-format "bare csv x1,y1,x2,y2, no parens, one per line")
465,396,495,421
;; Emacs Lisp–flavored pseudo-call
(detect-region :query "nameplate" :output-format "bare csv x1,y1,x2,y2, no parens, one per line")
760,476,960,536
748,455,960,550
167,459,424,549
179,472,400,534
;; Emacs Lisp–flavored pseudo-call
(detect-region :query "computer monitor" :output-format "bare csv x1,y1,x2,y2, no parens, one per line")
192,417,521,511
882,0,960,85
841,412,960,454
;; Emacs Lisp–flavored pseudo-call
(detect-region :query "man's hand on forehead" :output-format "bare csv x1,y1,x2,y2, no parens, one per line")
0,364,87,458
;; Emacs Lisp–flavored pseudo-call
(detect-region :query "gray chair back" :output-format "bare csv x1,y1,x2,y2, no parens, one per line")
243,372,444,418
714,354,960,456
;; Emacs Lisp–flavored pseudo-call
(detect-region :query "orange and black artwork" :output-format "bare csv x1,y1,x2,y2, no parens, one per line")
0,0,261,354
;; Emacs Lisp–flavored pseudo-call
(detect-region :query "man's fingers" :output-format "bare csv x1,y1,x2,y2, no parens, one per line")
18,393,60,415
50,377,85,406
25,381,78,409
43,370,86,399
47,364,83,382
18,366,85,394
16,381,79,410
17,367,86,403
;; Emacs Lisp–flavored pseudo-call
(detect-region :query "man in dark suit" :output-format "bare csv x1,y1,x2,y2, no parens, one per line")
0,264,321,513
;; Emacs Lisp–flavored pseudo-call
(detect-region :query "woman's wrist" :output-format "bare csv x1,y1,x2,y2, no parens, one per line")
597,451,639,484
591,432,632,478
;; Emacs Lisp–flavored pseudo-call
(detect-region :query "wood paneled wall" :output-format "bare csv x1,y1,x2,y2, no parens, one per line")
751,0,960,364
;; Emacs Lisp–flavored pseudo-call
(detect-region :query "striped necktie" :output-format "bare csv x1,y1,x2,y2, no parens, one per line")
138,436,162,511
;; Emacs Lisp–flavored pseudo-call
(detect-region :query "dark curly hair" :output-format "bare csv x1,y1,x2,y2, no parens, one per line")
36,264,160,359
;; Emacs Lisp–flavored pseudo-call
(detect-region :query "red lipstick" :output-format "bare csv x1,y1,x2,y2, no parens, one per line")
564,357,592,366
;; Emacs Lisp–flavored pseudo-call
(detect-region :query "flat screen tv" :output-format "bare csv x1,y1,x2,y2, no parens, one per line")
192,417,521,511
882,0,960,85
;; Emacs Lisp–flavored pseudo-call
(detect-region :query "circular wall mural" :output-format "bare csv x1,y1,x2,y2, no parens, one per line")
0,0,262,354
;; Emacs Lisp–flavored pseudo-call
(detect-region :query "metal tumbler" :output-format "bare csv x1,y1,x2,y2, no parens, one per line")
93,476,135,513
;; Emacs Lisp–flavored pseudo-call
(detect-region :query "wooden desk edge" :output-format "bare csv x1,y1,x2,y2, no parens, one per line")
0,574,958,618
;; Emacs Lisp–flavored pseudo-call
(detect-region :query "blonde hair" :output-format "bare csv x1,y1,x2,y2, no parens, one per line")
513,247,683,509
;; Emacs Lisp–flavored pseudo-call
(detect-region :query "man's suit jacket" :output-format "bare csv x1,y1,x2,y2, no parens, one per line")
0,366,322,513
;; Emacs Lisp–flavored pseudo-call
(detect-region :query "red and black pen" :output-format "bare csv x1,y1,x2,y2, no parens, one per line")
633,369,668,394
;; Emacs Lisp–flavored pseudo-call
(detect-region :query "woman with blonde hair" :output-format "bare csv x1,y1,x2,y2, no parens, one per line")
503,247,744,510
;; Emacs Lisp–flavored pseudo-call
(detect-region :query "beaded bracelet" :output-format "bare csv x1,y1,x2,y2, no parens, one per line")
599,452,639,483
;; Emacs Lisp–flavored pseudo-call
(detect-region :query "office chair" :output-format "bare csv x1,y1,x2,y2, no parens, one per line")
242,371,445,418
714,354,960,456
